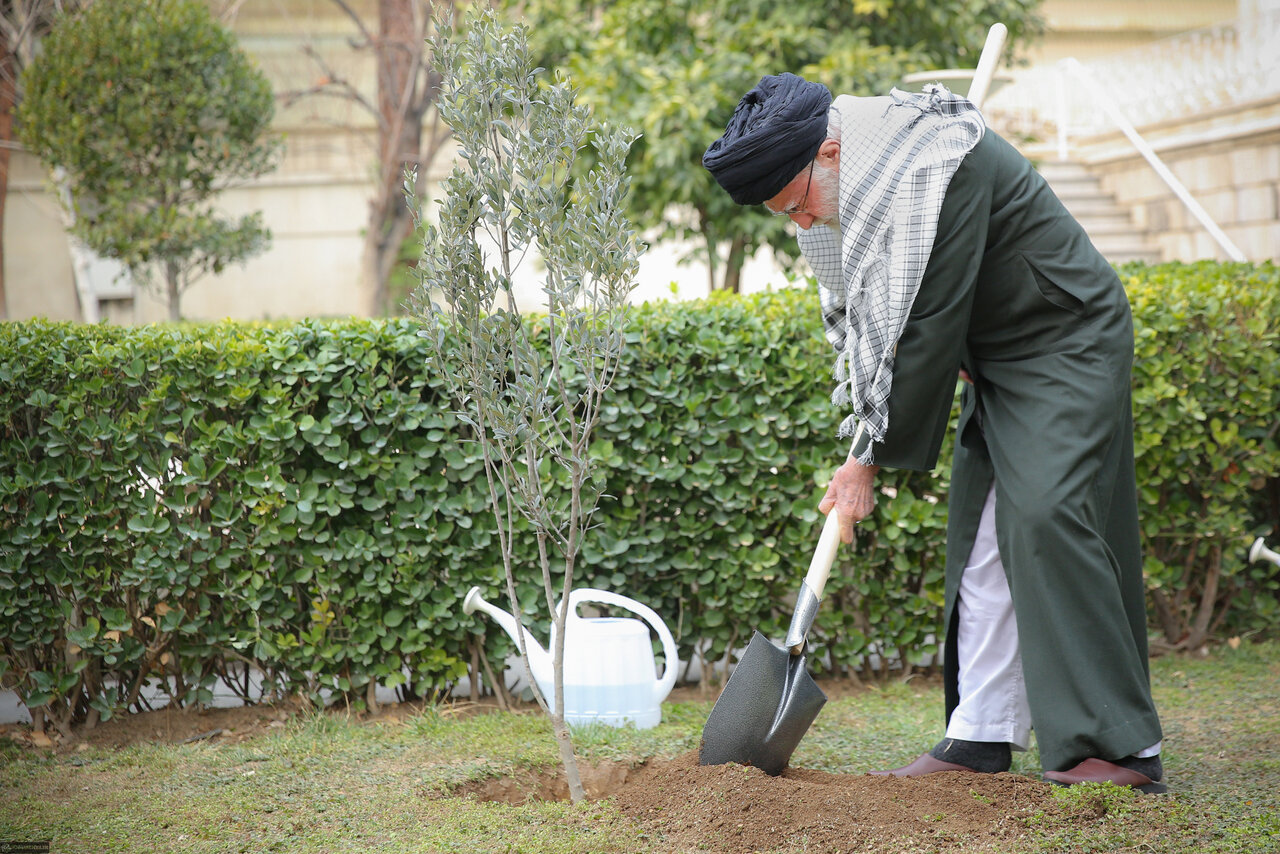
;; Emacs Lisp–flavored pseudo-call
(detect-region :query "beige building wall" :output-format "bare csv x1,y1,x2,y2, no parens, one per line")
7,137,372,324
1022,0,1240,63
4,3,386,324
5,150,80,321
125,128,375,324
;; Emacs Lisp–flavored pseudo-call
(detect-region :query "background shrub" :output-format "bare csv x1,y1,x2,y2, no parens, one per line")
1124,261,1280,649
2,262,1276,734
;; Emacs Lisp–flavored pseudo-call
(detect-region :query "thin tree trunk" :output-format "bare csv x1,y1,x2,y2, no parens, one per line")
551,714,586,802
1184,544,1222,650
718,627,738,687
477,641,510,711
697,209,718,294
538,522,586,803
1149,586,1181,646
469,638,481,703
362,0,424,317
0,37,14,319
720,234,746,293
166,261,181,322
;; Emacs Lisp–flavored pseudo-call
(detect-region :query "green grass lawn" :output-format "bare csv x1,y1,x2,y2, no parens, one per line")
2,641,1278,853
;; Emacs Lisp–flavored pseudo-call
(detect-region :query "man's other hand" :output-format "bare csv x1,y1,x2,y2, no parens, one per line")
818,459,880,543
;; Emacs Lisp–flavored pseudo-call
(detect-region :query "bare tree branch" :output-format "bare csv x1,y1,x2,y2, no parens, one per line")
279,42,384,128
331,0,377,47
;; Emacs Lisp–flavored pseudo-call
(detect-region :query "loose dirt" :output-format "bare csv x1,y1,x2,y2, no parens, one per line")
609,751,1068,853
454,751,1073,853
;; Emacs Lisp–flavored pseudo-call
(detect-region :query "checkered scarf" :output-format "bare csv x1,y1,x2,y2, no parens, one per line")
797,86,984,463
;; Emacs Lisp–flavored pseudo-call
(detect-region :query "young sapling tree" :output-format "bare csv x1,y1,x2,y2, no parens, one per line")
409,9,641,803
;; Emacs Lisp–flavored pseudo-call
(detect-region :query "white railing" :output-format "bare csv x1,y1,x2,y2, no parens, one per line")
993,10,1280,139
1054,57,1247,262
1067,11,1279,133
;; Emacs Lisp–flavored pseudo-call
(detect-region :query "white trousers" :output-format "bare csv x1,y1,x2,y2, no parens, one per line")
944,485,1161,758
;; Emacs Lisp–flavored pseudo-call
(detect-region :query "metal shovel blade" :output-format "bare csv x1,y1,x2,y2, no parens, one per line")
698,630,827,776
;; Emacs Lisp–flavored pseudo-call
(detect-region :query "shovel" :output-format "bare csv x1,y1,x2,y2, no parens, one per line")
699,506,843,775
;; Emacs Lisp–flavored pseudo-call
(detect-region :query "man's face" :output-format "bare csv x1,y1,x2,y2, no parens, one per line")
764,140,840,230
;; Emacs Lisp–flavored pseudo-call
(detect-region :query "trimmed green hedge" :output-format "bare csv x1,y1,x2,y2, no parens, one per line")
2,261,1277,733
1125,262,1280,647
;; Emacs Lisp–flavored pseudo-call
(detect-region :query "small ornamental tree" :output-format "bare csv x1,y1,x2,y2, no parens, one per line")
17,0,281,321
409,9,641,803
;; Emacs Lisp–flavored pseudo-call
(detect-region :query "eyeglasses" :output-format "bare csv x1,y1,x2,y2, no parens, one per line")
767,160,815,217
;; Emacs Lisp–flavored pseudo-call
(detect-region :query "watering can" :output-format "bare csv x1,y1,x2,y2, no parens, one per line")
462,586,678,728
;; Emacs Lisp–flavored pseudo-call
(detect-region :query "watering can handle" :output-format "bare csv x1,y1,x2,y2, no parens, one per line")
566,588,680,702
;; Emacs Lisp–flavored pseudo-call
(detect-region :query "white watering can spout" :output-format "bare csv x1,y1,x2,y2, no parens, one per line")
1250,537,1280,568
462,585,679,728
462,587,554,695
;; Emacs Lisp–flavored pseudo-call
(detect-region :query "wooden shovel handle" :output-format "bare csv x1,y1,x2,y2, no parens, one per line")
803,508,842,602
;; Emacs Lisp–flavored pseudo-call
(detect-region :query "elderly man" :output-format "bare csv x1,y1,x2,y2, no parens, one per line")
703,73,1165,792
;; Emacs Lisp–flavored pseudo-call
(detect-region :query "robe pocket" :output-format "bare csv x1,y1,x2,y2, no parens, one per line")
1017,250,1087,316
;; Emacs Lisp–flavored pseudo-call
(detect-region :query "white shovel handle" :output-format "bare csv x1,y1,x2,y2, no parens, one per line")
966,22,1008,110
804,508,843,602
783,507,844,654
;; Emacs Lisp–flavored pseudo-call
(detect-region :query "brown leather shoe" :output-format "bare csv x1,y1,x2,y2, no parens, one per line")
1043,757,1168,794
869,752,977,777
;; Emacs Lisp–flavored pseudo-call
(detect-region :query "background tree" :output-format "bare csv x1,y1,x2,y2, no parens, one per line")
281,0,457,317
411,8,641,802
517,0,1044,292
0,0,88,320
17,0,280,321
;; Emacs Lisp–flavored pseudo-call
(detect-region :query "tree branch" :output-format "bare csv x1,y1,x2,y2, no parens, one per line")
330,0,377,48
280,43,384,129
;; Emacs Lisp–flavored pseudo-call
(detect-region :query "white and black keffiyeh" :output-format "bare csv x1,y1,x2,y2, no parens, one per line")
797,85,985,463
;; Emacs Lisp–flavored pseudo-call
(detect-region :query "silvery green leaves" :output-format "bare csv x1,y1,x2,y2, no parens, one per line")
409,6,641,540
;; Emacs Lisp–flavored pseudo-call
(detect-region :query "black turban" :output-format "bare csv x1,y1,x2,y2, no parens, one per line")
703,73,833,206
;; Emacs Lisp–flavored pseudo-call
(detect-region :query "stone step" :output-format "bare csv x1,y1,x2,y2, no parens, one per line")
1086,233,1163,261
1055,196,1133,218
1049,178,1107,200
1075,214,1146,235
1026,152,1164,264
1022,153,1164,262
1034,159,1094,180
1039,165,1100,184
1103,249,1164,265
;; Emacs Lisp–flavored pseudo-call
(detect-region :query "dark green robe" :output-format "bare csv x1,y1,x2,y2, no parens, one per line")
852,129,1163,771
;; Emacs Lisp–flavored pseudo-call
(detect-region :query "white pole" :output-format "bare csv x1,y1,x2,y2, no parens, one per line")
966,23,1008,110
1056,64,1069,161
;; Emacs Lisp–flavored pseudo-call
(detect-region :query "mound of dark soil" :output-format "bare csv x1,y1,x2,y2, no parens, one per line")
455,749,1073,853
609,751,1067,853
